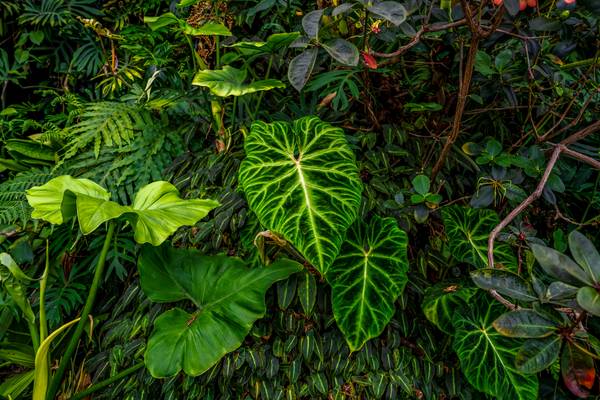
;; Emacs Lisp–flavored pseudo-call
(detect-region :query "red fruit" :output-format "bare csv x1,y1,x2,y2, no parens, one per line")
564,0,576,3
492,0,503,5
360,51,378,69
527,0,537,7
519,0,527,10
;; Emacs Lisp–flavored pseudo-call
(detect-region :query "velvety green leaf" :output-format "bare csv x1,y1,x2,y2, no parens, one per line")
530,243,591,286
367,1,407,26
452,297,539,400
302,9,324,38
139,245,301,377
288,48,318,91
328,216,408,351
515,337,561,374
576,286,600,316
192,66,285,97
239,117,362,274
561,342,595,398
26,175,110,225
470,269,537,302
568,231,600,283
442,206,517,269
493,310,556,338
422,281,477,334
322,39,359,66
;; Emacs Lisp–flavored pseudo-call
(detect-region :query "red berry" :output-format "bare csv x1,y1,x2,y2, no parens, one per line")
527,0,537,7
519,0,527,10
492,0,503,5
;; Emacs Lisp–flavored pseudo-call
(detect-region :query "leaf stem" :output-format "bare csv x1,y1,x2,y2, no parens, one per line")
39,240,49,342
45,222,116,400
253,54,274,119
70,362,144,400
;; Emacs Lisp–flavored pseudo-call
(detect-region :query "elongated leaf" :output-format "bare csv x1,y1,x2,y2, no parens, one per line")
328,216,408,351
546,281,579,302
33,318,80,400
515,337,561,374
530,243,591,286
226,32,301,56
193,66,285,97
442,206,517,269
183,22,232,36
302,9,324,38
470,269,537,302
144,12,179,30
576,286,600,316
422,281,477,334
452,297,539,400
0,370,34,399
239,117,362,274
288,48,318,91
139,245,301,377
298,270,317,316
568,231,600,283
322,39,359,66
0,253,35,323
493,310,557,338
561,342,595,398
367,1,407,26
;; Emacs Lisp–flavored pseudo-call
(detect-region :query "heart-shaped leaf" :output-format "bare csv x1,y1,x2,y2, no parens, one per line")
193,66,285,97
328,216,408,351
422,281,477,334
441,206,517,269
470,269,537,302
576,286,600,316
139,245,301,377
239,117,362,274
493,310,557,338
322,39,359,66
568,230,600,283
288,48,318,91
515,337,562,374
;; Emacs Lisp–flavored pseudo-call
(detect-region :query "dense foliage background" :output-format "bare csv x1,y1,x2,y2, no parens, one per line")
0,0,599,399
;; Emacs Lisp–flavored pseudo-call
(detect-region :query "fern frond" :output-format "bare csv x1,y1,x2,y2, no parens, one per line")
0,168,53,225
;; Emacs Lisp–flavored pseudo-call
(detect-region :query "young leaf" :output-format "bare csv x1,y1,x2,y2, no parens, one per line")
322,39,359,66
493,310,557,338
328,216,408,351
144,12,180,30
530,243,592,286
561,342,595,398
139,245,301,377
302,9,324,38
470,269,537,302
568,231,600,283
515,337,561,374
192,66,285,97
576,286,600,316
238,117,362,274
412,175,430,196
288,48,318,91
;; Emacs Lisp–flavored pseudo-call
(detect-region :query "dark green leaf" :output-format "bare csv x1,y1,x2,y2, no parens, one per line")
493,310,556,338
576,286,600,317
288,49,318,91
470,269,537,302
322,39,359,66
530,243,591,286
515,337,561,374
568,231,600,283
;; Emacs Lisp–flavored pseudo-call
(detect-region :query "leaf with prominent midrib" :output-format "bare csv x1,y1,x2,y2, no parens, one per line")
139,245,301,377
239,116,362,274
192,66,285,97
452,296,539,400
328,216,408,351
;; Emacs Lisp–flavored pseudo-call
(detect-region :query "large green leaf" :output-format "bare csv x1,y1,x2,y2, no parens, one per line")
493,310,557,338
422,281,477,334
515,337,561,374
442,206,517,269
139,245,301,377
328,216,408,351
192,66,285,97
576,286,600,316
239,116,362,274
452,297,539,400
27,177,218,245
470,269,537,302
568,230,600,283
530,243,591,286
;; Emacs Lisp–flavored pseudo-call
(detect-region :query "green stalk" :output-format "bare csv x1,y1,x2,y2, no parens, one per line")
39,241,49,342
45,222,116,400
253,55,274,119
28,320,40,352
70,362,144,400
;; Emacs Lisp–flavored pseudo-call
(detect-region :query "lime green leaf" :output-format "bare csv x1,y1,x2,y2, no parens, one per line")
239,117,362,274
452,297,539,400
422,281,477,334
530,243,591,286
470,269,537,302
0,370,35,399
568,231,600,283
515,337,561,374
328,216,408,351
26,175,110,225
182,22,231,36
226,32,301,56
0,253,35,323
193,66,285,97
442,206,517,269
144,12,180,30
493,310,557,338
576,286,600,316
139,245,301,377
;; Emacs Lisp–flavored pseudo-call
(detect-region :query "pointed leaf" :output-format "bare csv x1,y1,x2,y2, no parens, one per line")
561,342,595,398
422,281,477,334
332,3,355,16
322,39,359,66
298,271,317,316
367,1,407,26
193,66,285,97
226,32,301,55
182,22,232,36
546,281,579,302
239,117,362,274
569,231,600,283
493,310,557,338
515,337,561,374
530,243,591,286
0,253,35,323
144,12,180,30
139,245,301,377
302,9,324,38
576,286,600,316
328,216,408,351
470,269,537,302
288,48,318,91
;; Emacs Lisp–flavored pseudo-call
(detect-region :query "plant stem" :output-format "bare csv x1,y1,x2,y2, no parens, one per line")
253,55,274,119
28,320,40,352
70,362,144,400
45,222,116,400
39,240,50,342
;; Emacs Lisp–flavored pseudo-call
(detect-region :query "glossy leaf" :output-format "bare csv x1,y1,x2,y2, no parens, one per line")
226,32,301,56
422,281,477,334
239,117,362,274
144,12,179,30
452,298,539,400
493,310,556,338
470,269,537,302
515,337,561,374
192,66,285,97
442,206,517,269
139,245,301,377
0,253,35,323
561,342,595,398
576,286,600,316
328,216,408,351
288,48,318,91
302,9,324,38
530,243,591,286
569,230,600,283
298,271,317,316
182,22,231,36
322,39,359,66
367,1,407,25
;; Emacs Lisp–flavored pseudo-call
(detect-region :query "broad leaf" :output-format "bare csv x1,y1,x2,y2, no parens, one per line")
227,32,301,56
139,245,301,377
576,286,600,316
239,117,362,274
322,39,359,66
452,297,539,400
144,12,179,30
367,1,407,26
530,243,591,286
182,22,231,36
561,342,595,398
193,66,285,97
569,230,600,283
441,206,517,269
0,253,35,323
26,175,109,225
328,216,408,351
470,269,537,302
302,9,324,38
332,3,355,16
422,281,477,334
288,48,318,91
515,337,561,374
493,310,556,338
